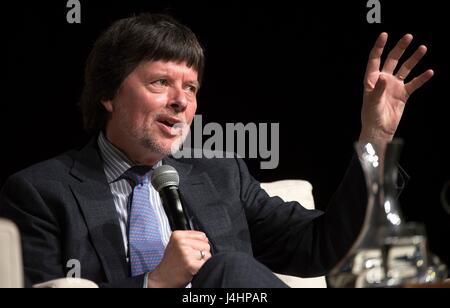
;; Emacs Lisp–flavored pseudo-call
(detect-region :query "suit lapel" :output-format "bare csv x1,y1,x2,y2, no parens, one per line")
164,158,235,253
69,139,128,282
67,140,236,279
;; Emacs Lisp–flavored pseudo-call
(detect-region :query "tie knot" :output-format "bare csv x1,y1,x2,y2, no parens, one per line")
122,166,152,186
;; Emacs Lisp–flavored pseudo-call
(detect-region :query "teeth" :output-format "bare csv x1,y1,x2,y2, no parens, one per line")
160,119,181,128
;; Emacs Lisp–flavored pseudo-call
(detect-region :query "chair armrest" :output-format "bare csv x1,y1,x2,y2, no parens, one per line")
33,278,98,288
0,218,24,288
261,180,327,288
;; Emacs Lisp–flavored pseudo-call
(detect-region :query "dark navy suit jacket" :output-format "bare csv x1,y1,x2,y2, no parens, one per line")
0,138,380,288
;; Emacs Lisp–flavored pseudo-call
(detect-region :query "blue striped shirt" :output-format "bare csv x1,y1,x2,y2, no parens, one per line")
97,132,173,260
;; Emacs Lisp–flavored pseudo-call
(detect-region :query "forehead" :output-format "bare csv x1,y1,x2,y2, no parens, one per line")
135,60,199,80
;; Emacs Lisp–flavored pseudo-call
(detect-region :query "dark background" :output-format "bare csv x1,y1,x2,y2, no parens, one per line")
2,1,449,266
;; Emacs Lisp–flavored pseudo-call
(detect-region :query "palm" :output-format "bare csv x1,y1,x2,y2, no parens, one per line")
360,33,433,141
363,73,408,136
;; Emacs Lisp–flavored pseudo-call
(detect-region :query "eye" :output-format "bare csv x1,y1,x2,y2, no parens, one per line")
185,84,198,94
152,79,169,87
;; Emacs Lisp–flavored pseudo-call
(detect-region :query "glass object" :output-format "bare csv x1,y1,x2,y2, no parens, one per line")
328,139,447,288
442,181,450,216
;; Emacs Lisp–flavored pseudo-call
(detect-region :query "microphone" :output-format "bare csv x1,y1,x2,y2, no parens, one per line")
151,165,191,231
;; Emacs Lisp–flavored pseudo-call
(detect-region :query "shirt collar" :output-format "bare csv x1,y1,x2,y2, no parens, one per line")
97,132,162,184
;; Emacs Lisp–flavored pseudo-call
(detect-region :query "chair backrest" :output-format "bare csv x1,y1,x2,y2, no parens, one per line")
260,180,327,288
0,218,24,288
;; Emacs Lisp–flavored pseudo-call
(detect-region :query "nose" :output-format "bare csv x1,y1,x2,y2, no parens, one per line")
168,86,188,113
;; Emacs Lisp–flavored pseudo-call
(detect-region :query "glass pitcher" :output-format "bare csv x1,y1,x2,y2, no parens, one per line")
328,139,447,288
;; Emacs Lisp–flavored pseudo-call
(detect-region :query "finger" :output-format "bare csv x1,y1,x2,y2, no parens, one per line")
184,248,212,275
405,69,434,96
186,254,212,275
365,33,388,83
371,74,388,97
396,45,428,81
172,230,208,241
189,240,211,254
382,34,413,74
200,250,212,262
193,249,212,261
176,235,211,253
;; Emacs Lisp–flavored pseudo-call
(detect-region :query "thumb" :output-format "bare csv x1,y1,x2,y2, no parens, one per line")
372,74,387,96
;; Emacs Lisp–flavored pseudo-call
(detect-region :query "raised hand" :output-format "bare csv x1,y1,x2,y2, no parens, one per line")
360,33,434,143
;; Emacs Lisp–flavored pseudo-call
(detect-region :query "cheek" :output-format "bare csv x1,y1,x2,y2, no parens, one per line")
137,89,167,111
127,91,168,119
186,101,197,123
146,92,168,107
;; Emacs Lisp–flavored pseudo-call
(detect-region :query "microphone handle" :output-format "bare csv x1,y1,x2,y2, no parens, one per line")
160,186,190,231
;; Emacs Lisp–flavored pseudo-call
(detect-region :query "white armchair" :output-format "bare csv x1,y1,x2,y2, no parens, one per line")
260,180,327,288
33,278,98,288
0,218,97,288
0,218,23,288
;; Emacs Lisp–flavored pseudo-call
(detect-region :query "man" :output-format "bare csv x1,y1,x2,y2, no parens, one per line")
0,13,433,288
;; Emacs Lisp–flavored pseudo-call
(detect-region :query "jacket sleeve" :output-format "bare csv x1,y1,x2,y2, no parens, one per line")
0,174,146,288
238,155,408,277
0,174,65,287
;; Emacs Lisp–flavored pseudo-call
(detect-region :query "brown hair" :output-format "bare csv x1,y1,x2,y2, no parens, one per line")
79,13,204,134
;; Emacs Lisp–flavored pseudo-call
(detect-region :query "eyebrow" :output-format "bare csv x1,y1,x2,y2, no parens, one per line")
186,80,201,89
144,72,200,87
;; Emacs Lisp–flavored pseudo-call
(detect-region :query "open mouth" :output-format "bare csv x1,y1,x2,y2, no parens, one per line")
157,115,182,127
157,116,185,136
159,120,175,128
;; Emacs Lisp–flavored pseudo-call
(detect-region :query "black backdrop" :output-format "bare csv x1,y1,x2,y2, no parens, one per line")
2,1,449,266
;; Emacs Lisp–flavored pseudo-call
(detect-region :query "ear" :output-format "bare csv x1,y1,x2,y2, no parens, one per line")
101,99,114,113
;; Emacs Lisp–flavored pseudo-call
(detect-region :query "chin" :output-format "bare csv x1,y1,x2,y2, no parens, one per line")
140,126,185,157
152,139,182,157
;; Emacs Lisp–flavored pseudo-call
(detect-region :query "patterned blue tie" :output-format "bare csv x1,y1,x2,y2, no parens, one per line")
123,166,165,276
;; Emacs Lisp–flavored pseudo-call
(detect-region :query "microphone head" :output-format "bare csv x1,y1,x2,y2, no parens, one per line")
151,165,180,192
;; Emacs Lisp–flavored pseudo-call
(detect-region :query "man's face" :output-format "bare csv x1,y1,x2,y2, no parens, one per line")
102,60,199,163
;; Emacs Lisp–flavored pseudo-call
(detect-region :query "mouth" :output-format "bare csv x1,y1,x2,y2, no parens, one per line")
157,116,182,127
156,116,185,136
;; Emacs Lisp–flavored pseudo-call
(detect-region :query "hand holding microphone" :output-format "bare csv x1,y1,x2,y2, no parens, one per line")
148,165,211,287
